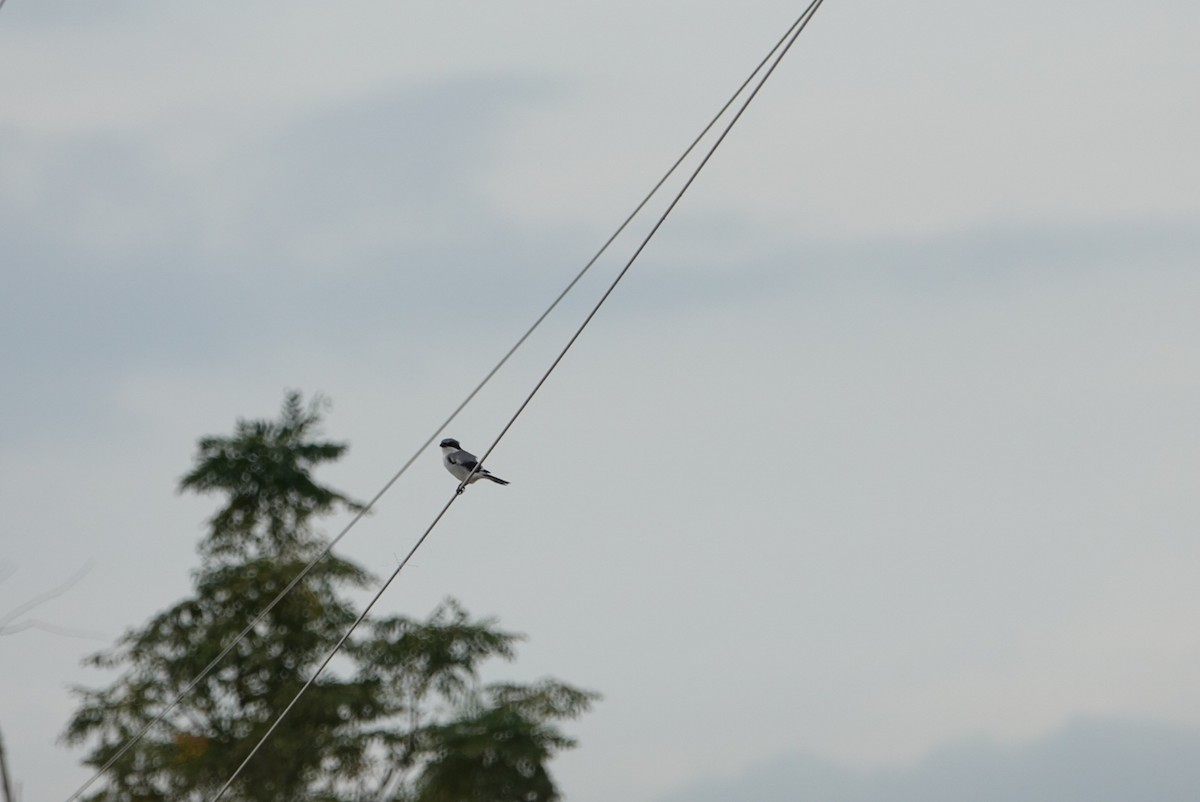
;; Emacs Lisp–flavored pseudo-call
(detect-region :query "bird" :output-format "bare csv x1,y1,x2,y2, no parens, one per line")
439,438,510,494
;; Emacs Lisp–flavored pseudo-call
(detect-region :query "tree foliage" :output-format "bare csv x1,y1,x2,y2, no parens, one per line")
65,392,597,802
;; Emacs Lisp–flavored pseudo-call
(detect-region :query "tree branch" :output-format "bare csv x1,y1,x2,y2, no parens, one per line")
0,560,105,641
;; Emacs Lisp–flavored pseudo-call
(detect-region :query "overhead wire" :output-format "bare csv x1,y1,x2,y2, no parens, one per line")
208,2,827,799
62,9,820,801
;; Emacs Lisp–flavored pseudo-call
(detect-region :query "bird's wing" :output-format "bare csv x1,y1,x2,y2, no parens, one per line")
449,450,480,471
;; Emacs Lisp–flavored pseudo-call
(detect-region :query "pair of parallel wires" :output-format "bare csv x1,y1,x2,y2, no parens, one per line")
66,2,827,799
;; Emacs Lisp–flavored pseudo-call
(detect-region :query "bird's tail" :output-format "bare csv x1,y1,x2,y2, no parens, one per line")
483,473,510,486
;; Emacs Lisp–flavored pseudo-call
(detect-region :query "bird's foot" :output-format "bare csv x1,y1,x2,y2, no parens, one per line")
455,484,465,496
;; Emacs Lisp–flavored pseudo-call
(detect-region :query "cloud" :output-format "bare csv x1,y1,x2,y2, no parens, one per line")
3,4,1199,802
222,75,560,264
657,718,1200,802
0,74,565,446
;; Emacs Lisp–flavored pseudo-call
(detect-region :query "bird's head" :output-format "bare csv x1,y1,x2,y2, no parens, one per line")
439,438,461,449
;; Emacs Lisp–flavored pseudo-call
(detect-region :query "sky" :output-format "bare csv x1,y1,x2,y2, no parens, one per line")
2,0,1200,800
660,718,1200,802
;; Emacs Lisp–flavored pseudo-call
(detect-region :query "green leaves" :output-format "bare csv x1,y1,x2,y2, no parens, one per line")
410,683,597,802
66,393,597,802
179,391,362,561
362,599,523,704
413,708,562,802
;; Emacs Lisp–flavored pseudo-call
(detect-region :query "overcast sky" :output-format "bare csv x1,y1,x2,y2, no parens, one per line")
3,1,1200,801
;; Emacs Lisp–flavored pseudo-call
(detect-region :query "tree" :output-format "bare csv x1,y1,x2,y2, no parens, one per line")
65,392,597,802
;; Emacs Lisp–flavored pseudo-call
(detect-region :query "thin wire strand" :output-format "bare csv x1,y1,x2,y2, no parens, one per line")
211,491,460,802
210,3,826,798
468,0,827,478
63,13,813,801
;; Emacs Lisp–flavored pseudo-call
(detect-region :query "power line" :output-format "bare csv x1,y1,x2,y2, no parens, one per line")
64,8,824,800
467,0,828,486
209,2,826,798
212,489,460,801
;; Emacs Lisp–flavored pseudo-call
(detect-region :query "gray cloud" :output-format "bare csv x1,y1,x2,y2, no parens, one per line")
3,3,1199,801
658,718,1200,802
1,75,567,445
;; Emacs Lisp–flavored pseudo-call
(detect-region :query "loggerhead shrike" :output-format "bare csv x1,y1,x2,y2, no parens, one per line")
439,438,510,494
